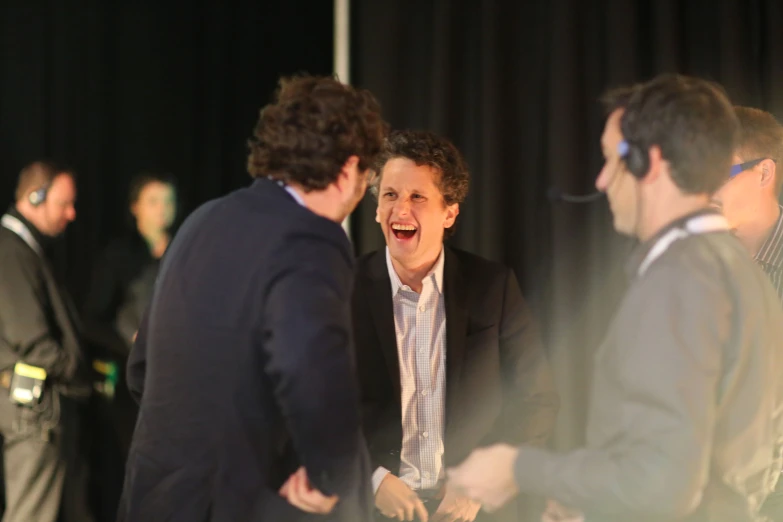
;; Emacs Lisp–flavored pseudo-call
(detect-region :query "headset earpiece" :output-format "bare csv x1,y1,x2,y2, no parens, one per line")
618,139,649,179
28,186,49,207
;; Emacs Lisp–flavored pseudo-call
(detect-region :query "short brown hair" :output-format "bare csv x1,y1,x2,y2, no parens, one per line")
129,170,176,206
247,75,388,191
601,74,738,195
599,84,641,116
369,130,470,238
15,160,69,202
734,106,783,195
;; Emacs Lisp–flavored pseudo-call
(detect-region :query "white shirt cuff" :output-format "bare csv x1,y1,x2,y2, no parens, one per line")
372,466,391,495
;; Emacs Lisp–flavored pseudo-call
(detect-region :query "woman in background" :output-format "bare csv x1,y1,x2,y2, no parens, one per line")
83,171,177,521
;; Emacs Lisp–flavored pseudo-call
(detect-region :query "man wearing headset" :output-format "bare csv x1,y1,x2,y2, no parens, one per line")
0,161,93,522
447,74,783,522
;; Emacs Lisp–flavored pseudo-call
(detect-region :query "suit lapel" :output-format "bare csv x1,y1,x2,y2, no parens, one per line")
444,247,468,429
365,250,402,403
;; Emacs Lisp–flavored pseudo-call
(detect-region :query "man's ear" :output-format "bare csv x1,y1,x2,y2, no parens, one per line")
760,158,777,189
443,203,459,229
336,155,361,192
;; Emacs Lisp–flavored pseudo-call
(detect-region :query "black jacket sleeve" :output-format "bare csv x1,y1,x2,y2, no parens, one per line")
0,246,76,379
126,307,149,404
82,246,128,357
262,230,372,512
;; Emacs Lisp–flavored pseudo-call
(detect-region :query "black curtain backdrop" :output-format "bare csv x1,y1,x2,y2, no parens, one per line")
0,1,334,306
351,0,783,452
1,0,783,486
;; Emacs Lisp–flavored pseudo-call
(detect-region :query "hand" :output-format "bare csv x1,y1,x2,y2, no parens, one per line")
446,444,520,512
431,484,481,522
541,499,584,522
132,331,137,342
278,466,339,514
375,473,429,521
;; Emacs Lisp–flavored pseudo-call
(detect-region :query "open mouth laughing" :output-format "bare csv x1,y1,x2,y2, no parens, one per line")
391,222,417,240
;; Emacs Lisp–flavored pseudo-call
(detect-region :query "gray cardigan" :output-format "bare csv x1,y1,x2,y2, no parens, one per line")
515,211,783,522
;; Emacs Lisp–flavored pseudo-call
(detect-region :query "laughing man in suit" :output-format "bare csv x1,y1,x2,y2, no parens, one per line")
352,130,559,522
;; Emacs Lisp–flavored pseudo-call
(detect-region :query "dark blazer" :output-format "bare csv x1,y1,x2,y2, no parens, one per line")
352,247,559,520
118,179,373,522
83,231,164,521
0,209,91,401
83,231,163,357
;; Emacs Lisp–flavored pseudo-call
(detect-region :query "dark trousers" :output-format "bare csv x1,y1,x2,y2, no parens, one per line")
88,390,138,522
4,434,64,522
0,393,93,522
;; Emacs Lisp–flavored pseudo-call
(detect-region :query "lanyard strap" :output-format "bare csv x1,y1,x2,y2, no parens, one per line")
1,214,42,256
638,214,730,276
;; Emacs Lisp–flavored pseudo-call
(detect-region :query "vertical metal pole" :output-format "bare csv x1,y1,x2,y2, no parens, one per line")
334,0,351,85
334,0,352,238
334,0,351,238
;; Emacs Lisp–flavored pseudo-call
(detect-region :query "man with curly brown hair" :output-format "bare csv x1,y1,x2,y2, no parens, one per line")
117,75,388,522
352,130,558,522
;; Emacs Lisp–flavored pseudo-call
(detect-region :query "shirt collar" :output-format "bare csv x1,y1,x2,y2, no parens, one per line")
4,205,50,252
625,207,723,277
284,185,306,207
385,246,445,296
262,176,306,207
755,205,783,268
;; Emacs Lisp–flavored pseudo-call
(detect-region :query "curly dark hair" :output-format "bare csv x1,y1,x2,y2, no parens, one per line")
368,130,470,238
601,74,739,195
370,130,470,203
247,75,388,191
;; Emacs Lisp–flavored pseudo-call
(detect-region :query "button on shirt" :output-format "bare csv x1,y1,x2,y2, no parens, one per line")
371,247,447,493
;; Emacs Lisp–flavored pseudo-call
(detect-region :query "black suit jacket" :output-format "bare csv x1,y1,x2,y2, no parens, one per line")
353,247,559,519
118,179,373,522
0,209,91,402
83,231,163,357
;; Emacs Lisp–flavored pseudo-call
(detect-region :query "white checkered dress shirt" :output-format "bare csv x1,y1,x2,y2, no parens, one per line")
371,247,447,493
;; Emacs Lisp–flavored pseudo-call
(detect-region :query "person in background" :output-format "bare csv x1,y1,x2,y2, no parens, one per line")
86,172,177,347
713,106,783,299
82,171,177,521
712,106,783,521
117,74,388,522
0,161,94,522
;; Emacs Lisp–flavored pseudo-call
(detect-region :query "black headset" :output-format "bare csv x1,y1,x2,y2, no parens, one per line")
617,138,649,179
617,96,652,179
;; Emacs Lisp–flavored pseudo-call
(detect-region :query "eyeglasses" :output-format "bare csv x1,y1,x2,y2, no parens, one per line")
729,157,769,178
